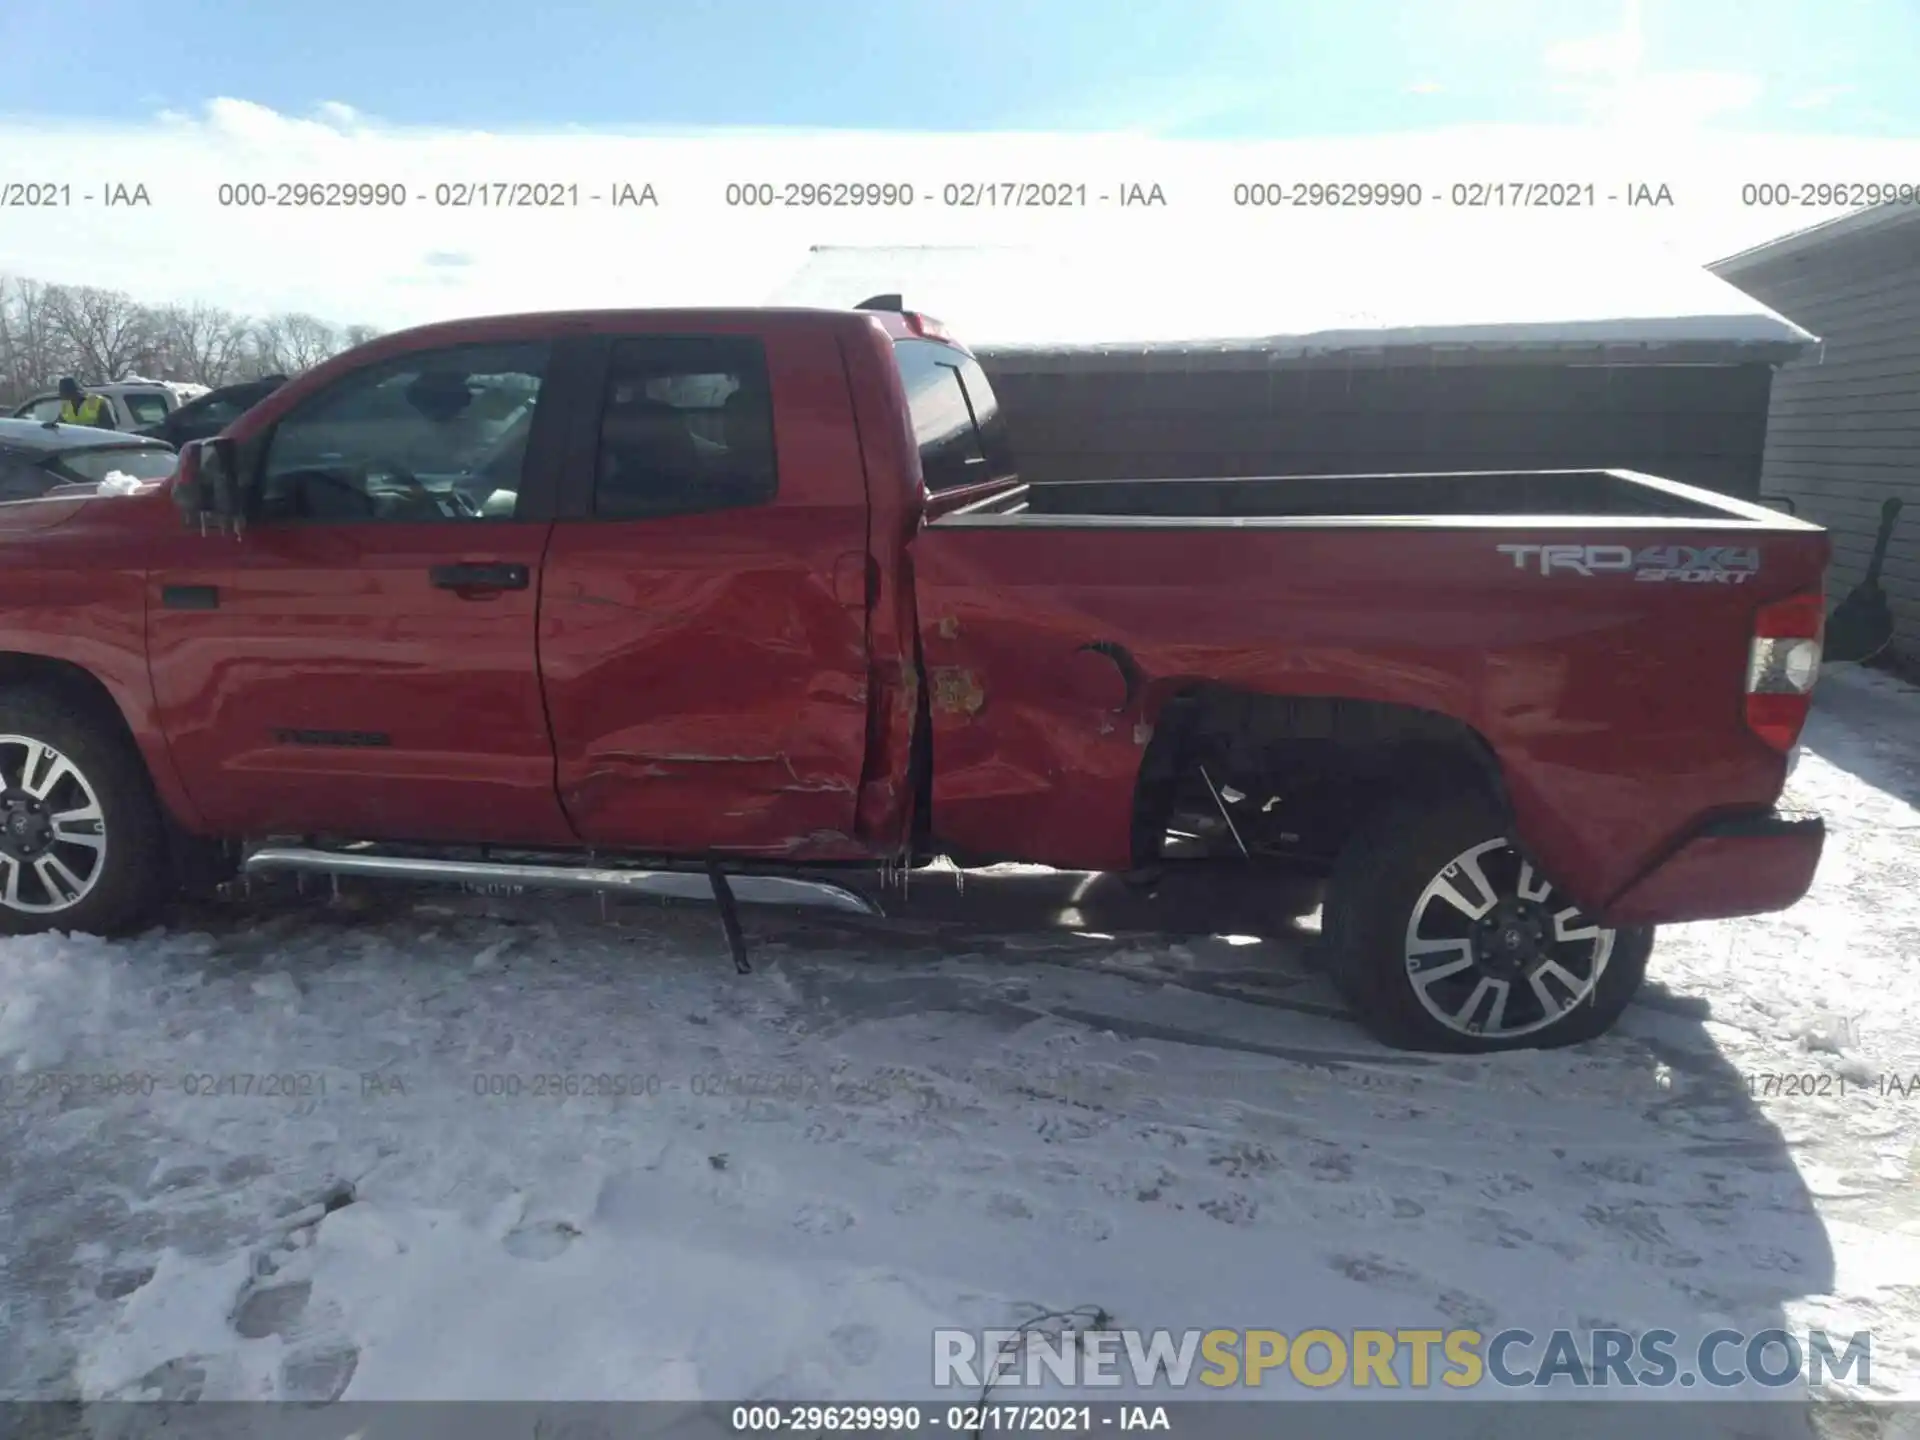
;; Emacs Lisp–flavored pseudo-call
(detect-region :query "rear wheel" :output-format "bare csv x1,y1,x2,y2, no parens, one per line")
0,691,170,937
1324,794,1652,1053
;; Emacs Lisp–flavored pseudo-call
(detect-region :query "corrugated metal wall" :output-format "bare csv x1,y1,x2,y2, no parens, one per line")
1714,219,1920,671
979,361,1777,501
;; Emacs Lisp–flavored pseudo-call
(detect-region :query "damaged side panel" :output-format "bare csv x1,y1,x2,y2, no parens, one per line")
913,591,1150,873
540,527,875,857
536,319,876,860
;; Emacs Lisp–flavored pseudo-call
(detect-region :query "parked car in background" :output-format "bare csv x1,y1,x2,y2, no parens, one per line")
10,379,193,432
0,417,179,503
135,376,290,448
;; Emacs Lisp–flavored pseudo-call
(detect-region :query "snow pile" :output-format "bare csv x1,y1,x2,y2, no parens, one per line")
0,932,127,1073
0,669,1915,1426
94,471,148,496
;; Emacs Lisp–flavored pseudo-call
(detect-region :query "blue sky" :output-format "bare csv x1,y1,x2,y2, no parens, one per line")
1,0,1909,136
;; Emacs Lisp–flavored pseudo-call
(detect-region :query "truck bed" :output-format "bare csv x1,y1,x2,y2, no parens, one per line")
911,464,1828,915
935,467,1788,526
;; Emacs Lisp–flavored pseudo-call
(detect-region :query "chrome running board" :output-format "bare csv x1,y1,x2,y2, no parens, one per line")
240,845,882,915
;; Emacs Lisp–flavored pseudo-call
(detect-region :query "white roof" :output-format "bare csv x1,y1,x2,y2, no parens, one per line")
1713,201,1920,273
769,238,1816,362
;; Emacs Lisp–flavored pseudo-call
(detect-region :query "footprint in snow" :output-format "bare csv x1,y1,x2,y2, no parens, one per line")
231,1280,311,1340
218,1155,274,1186
1464,1207,1534,1251
829,1323,882,1367
1207,1143,1279,1180
503,1220,581,1261
96,1264,155,1301
1331,1252,1500,1331
126,1356,210,1402
1199,1194,1259,1227
149,1164,213,1197
1578,1155,1657,1187
891,1181,940,1216
1034,1114,1101,1144
1332,1252,1425,1289
1435,1289,1499,1330
280,1341,360,1402
1581,1201,1684,1255
1308,1148,1356,1182
1062,1208,1114,1242
792,1201,857,1235
985,1193,1034,1222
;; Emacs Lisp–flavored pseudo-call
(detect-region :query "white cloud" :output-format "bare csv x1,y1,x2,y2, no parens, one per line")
0,99,1909,330
1545,0,1762,130
1790,83,1856,112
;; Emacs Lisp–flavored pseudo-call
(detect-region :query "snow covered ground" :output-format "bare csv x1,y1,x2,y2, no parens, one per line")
3,668,1919,1437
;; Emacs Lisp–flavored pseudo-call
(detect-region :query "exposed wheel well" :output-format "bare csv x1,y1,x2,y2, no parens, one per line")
1130,684,1508,872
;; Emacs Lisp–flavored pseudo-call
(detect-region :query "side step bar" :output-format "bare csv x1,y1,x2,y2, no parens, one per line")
240,846,883,973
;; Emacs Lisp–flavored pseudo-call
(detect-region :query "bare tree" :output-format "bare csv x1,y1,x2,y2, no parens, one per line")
0,275,80,405
0,270,369,403
159,302,251,387
45,284,159,381
253,312,341,376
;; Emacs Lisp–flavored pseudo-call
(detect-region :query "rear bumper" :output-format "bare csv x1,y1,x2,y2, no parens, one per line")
1602,810,1826,927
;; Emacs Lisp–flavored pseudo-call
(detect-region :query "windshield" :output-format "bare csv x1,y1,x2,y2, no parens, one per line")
53,447,178,485
120,391,173,425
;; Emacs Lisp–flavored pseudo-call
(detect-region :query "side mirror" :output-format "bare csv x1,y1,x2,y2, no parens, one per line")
173,438,246,535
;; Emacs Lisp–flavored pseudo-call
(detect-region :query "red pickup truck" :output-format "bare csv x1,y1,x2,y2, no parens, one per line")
0,304,1829,1052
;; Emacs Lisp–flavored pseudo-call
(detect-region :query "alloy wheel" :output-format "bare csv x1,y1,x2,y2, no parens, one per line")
0,736,109,915
1402,837,1614,1040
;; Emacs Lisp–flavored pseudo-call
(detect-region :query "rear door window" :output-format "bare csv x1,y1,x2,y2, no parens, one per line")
891,339,1015,492
589,336,778,520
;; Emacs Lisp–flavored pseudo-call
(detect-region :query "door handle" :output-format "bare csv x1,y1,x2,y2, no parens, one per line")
162,584,220,610
431,562,529,592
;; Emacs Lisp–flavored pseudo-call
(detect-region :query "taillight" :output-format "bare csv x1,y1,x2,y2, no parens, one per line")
903,311,955,343
1745,592,1824,752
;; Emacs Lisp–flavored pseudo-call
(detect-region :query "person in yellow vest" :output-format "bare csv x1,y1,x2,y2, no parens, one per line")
56,377,114,428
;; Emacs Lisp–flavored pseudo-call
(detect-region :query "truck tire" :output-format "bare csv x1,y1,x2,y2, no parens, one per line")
1323,794,1652,1053
0,689,171,938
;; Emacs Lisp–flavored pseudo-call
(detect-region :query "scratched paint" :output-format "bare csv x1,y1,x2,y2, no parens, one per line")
930,668,986,717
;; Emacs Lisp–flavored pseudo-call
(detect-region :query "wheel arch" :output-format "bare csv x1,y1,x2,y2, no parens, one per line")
1128,681,1513,869
0,649,206,835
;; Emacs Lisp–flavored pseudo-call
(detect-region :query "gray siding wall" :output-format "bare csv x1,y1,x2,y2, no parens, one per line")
1715,218,1920,671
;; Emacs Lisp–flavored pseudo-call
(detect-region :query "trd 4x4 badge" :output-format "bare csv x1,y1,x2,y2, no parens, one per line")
1497,543,1761,583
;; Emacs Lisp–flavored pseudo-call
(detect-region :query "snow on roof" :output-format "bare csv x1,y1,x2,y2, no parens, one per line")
1712,201,1920,274
769,238,1816,364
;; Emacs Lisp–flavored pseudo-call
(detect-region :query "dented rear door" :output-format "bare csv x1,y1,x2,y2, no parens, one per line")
537,319,873,859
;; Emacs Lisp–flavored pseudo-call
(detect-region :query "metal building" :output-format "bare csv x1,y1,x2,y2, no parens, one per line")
1712,206,1920,671
771,240,1815,500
